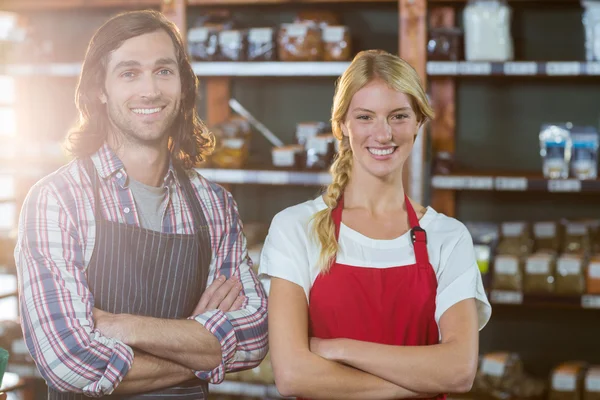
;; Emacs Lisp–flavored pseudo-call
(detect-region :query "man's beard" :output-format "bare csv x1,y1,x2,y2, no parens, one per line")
105,97,180,149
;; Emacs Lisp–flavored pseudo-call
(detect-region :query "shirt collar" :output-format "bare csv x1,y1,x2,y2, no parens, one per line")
90,143,182,188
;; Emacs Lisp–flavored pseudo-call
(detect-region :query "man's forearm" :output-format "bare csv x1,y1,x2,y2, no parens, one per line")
114,350,196,395
122,315,222,371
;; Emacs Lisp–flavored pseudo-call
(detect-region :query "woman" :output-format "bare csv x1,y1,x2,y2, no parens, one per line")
258,50,491,399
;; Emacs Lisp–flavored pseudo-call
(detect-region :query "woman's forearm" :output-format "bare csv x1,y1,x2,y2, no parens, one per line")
275,349,435,399
331,339,476,394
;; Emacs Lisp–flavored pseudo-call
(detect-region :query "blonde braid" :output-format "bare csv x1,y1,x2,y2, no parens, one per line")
311,140,353,272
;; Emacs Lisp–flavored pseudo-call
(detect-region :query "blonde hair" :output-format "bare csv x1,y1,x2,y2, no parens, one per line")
311,49,435,272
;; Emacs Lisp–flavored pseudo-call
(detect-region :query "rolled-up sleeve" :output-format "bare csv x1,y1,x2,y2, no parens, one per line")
191,191,268,384
15,185,133,397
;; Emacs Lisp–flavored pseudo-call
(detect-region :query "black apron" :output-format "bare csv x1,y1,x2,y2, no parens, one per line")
49,159,212,399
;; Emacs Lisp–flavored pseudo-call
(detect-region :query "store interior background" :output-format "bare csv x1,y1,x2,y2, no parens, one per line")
1,0,600,399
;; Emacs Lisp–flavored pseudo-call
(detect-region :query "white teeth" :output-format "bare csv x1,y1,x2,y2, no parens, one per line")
132,107,162,115
369,147,395,156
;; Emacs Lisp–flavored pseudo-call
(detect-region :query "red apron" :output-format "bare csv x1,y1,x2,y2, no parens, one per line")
308,195,445,400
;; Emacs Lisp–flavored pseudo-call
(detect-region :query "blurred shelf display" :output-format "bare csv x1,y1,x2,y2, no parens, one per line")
196,167,331,186
0,62,351,77
431,173,600,193
209,381,285,398
427,61,600,77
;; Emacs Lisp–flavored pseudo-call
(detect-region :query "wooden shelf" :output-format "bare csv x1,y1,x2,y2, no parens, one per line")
431,173,600,193
196,167,331,186
427,61,600,77
1,0,161,12
0,62,350,77
490,290,600,309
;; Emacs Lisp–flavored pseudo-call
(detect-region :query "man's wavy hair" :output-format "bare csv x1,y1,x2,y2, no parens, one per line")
66,10,214,168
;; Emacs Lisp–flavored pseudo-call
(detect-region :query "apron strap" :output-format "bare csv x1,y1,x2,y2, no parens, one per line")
405,195,430,268
331,195,344,242
82,158,102,221
175,164,210,232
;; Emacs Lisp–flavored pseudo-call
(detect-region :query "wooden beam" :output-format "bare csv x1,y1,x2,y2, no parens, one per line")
205,78,232,126
429,6,457,217
161,0,187,38
399,0,427,204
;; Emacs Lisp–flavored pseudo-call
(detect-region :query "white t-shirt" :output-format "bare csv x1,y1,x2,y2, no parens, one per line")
258,196,492,331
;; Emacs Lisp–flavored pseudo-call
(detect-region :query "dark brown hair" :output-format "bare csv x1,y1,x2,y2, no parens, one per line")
66,10,214,168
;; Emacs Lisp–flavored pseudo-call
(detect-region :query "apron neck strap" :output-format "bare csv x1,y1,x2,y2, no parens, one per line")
331,195,344,241
405,194,430,267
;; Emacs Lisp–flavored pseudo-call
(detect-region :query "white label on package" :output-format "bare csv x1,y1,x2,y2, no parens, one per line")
558,258,582,276
272,150,295,167
567,223,587,235
495,257,518,275
481,358,505,377
188,27,208,43
590,262,600,278
502,222,525,237
286,24,308,38
552,373,577,391
12,338,29,354
223,138,245,150
220,31,241,46
534,222,556,238
526,258,550,275
585,369,600,392
323,27,345,43
249,28,273,43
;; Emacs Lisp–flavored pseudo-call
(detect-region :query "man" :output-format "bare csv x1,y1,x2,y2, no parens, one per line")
14,10,268,399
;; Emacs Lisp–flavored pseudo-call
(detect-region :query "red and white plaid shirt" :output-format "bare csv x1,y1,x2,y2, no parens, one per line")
14,143,268,396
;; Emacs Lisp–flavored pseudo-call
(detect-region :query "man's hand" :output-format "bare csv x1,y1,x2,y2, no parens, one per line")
191,274,246,316
93,307,133,344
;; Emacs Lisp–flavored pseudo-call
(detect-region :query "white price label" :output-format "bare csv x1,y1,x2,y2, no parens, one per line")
495,177,528,191
427,62,459,75
323,26,345,43
589,262,600,278
481,358,506,377
285,24,308,38
249,28,273,43
502,222,525,237
504,62,537,75
567,223,587,235
465,177,494,190
491,290,523,304
548,179,582,192
219,31,242,46
459,62,492,75
546,62,582,76
526,258,550,275
585,369,600,392
431,176,467,189
552,373,577,391
495,257,519,274
558,258,582,276
188,27,209,43
534,222,556,238
586,62,600,75
582,295,600,309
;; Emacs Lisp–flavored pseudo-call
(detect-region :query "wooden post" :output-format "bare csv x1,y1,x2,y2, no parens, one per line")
429,6,457,217
161,0,186,36
399,0,427,204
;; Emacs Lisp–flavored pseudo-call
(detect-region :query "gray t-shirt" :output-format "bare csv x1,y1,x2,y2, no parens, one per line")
128,178,168,232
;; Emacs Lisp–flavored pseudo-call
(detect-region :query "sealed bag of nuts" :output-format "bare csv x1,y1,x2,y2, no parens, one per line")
277,23,323,61
549,361,588,400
